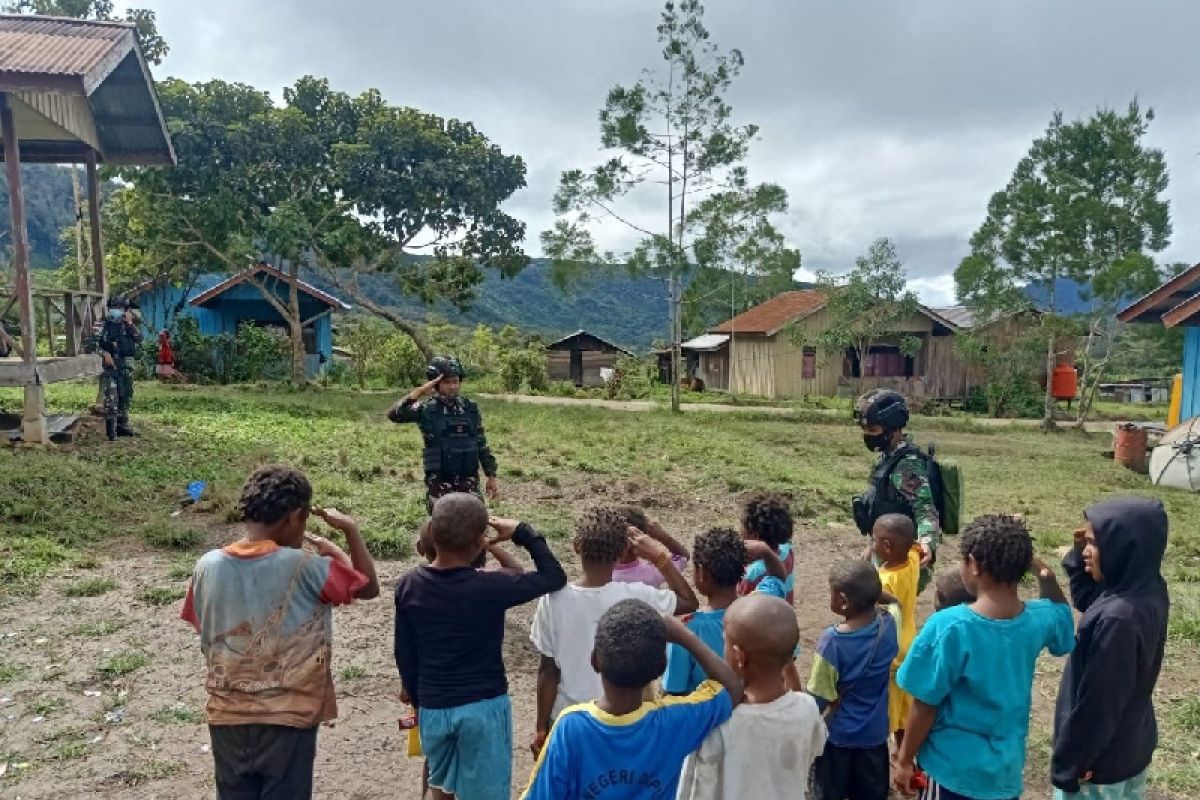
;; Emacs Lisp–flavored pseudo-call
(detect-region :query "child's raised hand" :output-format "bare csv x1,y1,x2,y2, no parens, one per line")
304,532,340,558
743,539,775,563
1030,556,1054,580
487,516,521,543
1072,526,1087,550
661,613,691,645
311,507,358,535
628,529,669,562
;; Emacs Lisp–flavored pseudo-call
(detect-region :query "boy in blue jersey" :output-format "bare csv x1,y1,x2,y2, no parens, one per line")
808,560,899,800
664,528,744,695
521,599,743,800
893,515,1074,800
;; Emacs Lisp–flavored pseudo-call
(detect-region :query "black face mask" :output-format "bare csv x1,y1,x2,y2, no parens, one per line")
863,432,892,452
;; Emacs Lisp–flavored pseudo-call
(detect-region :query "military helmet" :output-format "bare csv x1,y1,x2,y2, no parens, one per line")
426,355,465,382
853,389,909,431
106,295,138,311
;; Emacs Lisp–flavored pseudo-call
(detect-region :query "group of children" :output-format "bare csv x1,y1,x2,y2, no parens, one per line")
182,465,1170,800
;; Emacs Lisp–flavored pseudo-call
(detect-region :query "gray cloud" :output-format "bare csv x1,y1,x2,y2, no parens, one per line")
147,0,1200,305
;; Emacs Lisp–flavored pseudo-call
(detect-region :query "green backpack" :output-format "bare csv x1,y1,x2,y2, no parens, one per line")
927,444,963,536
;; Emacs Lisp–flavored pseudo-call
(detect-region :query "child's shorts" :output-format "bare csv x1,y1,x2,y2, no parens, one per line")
1052,770,1147,800
420,694,512,800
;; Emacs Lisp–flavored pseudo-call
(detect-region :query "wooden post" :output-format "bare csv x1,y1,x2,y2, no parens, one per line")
0,93,47,443
71,168,86,290
85,149,106,302
42,295,54,356
63,292,79,356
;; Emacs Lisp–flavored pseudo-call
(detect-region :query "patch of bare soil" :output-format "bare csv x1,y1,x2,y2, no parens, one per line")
5,501,1178,799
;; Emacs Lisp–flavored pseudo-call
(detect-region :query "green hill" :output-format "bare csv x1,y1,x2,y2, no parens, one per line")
320,260,671,350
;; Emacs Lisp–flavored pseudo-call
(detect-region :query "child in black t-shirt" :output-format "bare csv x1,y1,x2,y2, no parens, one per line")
394,493,566,800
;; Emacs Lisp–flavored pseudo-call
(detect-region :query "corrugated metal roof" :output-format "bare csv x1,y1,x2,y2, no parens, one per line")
0,16,130,81
930,305,975,329
0,14,173,166
190,263,351,311
546,329,632,354
681,333,729,351
712,290,828,335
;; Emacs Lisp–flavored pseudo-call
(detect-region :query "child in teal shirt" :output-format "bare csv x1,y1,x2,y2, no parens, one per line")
893,515,1074,800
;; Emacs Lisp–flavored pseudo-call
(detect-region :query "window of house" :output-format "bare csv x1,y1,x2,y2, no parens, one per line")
802,347,816,379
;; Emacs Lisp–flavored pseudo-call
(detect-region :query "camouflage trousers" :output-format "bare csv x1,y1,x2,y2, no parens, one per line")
100,362,134,422
424,475,483,514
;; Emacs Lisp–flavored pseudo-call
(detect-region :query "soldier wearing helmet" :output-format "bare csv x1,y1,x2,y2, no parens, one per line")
853,389,940,589
388,355,499,511
87,295,142,441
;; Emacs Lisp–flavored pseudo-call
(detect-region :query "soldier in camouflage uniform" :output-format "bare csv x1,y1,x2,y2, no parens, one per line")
388,356,499,512
89,296,143,441
852,389,941,592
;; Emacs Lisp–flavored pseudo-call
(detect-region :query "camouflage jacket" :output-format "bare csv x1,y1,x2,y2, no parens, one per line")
882,437,942,552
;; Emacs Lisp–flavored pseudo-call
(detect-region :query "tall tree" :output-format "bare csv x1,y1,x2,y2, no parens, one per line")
956,101,1170,429
542,0,782,411
796,237,921,394
106,77,529,381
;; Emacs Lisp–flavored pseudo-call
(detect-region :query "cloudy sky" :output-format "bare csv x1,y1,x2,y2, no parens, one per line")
144,0,1200,305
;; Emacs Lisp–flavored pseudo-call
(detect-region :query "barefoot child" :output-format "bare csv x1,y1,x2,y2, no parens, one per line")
808,561,899,800
394,494,566,800
677,594,826,800
611,506,691,588
893,514,1075,800
873,513,920,747
521,599,744,799
181,465,380,800
1052,498,1169,800
529,506,699,756
664,528,744,695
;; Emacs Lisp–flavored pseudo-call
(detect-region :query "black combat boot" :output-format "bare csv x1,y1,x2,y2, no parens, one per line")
116,417,137,437
105,417,117,441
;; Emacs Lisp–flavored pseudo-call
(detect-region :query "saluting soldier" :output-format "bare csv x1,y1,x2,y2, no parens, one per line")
388,356,499,512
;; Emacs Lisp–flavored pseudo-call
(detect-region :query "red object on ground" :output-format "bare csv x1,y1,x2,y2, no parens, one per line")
1051,364,1078,400
1114,423,1150,473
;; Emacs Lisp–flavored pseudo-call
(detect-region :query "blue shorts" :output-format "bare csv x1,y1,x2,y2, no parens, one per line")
420,694,512,800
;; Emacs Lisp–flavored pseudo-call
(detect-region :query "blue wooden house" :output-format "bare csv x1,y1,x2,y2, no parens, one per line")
1119,262,1200,420
128,262,351,378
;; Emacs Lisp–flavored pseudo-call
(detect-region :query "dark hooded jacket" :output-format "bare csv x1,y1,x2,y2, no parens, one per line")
1051,497,1169,793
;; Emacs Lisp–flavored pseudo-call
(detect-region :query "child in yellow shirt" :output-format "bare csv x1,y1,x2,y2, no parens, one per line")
873,513,921,747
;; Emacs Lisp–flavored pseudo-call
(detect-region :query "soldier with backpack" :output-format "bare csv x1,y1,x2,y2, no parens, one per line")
388,356,500,512
852,390,961,594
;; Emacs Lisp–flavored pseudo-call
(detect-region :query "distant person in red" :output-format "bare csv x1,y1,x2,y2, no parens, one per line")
155,329,185,382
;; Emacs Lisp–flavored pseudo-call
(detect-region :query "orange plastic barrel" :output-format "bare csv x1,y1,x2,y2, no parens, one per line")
1114,424,1149,473
1051,364,1078,400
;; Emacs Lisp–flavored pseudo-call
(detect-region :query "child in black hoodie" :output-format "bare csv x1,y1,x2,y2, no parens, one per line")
1051,497,1169,798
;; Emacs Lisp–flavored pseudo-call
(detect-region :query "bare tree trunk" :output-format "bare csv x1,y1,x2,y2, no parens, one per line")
285,259,305,385
339,283,434,363
1041,277,1058,432
1075,317,1117,427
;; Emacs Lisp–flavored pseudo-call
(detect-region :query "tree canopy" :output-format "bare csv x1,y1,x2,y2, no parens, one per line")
955,100,1172,425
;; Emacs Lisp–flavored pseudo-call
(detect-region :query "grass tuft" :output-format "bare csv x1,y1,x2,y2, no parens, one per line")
98,652,149,679
150,704,204,725
136,587,186,607
70,619,128,638
0,663,28,684
62,577,117,598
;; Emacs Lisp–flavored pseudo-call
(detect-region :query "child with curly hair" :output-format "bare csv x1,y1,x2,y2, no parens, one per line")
737,492,794,602
529,506,699,757
664,528,745,695
181,465,380,799
893,515,1075,800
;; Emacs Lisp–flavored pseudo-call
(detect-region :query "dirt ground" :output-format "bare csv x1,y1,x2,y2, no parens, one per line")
3,501,1103,800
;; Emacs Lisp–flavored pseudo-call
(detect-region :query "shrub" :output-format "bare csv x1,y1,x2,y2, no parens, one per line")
168,317,290,384
500,346,549,392
605,354,656,400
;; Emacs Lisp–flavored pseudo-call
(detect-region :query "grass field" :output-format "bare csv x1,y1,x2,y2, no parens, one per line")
0,382,1197,798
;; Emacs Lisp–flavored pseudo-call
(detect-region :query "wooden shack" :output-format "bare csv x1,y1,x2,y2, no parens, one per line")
0,15,174,442
710,291,1040,402
546,330,630,387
